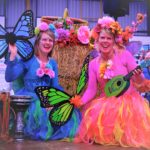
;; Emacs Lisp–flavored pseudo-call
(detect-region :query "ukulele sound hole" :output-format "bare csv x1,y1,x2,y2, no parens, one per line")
117,81,121,86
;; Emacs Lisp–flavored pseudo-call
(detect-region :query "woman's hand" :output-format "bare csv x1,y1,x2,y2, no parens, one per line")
9,44,17,61
132,68,142,76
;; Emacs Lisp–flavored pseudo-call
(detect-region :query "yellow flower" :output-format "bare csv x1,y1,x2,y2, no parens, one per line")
99,62,107,78
99,60,113,78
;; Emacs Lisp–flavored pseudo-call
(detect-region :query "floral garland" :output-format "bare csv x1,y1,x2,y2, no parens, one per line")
99,60,114,79
36,62,55,78
34,22,58,38
91,13,145,46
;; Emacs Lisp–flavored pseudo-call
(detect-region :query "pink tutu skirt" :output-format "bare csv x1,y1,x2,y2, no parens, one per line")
75,91,150,149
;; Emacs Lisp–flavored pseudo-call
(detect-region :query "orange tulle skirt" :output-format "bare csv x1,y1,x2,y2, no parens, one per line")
75,91,150,149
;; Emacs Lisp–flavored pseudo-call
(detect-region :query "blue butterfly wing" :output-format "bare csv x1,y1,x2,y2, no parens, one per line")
0,25,8,58
0,39,8,59
0,24,7,36
13,10,34,60
13,10,34,39
16,40,34,60
0,11,34,60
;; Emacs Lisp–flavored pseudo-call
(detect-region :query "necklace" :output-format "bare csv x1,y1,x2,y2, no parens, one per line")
99,58,114,79
36,57,55,78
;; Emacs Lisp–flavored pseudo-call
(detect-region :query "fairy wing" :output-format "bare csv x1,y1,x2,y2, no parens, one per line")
13,10,34,60
35,86,71,107
76,50,99,95
35,86,74,126
49,102,74,126
76,54,90,94
126,41,142,56
16,40,34,60
0,39,8,59
0,25,8,58
0,10,34,60
13,10,34,39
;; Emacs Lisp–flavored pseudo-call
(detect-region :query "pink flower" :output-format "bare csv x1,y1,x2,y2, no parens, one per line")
36,63,55,79
39,22,49,31
98,16,114,28
44,68,50,75
94,24,101,33
77,26,90,44
43,68,55,78
47,70,55,78
104,69,114,79
36,68,45,77
55,22,63,28
66,18,73,25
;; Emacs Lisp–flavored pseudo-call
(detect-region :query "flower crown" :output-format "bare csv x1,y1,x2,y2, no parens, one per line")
91,13,145,46
34,22,58,38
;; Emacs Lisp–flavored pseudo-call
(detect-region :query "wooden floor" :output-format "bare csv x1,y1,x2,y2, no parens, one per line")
0,139,147,150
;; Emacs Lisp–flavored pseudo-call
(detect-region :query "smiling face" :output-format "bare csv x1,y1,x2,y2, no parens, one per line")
39,32,54,55
96,29,115,55
34,30,55,57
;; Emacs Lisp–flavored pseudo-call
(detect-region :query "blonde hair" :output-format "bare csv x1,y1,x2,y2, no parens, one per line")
34,30,55,57
95,28,125,52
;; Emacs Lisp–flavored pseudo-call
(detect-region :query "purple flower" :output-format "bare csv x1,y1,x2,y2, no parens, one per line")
56,28,70,41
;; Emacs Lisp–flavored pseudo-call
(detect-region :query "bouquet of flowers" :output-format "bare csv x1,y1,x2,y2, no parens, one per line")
41,8,91,48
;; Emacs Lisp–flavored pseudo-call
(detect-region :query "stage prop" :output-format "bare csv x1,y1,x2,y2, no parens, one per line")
0,92,10,141
10,95,32,141
41,8,92,95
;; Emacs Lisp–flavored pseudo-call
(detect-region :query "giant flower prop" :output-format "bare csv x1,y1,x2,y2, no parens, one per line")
77,26,90,44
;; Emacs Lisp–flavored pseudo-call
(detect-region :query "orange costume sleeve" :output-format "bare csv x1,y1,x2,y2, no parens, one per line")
133,79,150,93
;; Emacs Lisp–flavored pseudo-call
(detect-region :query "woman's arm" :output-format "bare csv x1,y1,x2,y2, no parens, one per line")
125,50,150,92
5,44,25,82
81,60,98,104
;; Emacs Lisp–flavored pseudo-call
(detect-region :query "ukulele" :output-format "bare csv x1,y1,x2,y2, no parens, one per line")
104,59,150,97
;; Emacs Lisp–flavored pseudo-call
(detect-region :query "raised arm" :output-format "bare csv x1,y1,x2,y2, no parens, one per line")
5,44,25,82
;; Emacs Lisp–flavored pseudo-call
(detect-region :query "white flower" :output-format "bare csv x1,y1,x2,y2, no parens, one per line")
107,60,113,69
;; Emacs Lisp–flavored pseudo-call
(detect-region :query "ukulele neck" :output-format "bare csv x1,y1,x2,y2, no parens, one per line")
124,66,141,81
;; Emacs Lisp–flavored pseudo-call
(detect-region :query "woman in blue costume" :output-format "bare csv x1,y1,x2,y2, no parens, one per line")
5,22,81,140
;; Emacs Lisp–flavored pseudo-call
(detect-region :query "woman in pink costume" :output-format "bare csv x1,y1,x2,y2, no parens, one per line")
72,15,150,149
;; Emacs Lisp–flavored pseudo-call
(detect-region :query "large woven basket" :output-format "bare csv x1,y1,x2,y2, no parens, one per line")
52,45,90,95
41,15,90,95
41,16,88,30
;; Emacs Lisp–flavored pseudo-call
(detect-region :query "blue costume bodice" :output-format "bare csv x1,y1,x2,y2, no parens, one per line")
5,55,80,140
5,56,63,98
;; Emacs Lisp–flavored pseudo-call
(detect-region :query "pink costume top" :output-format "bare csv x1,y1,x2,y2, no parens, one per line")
82,50,139,104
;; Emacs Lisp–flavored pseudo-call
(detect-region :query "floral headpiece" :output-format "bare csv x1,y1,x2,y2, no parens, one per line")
91,13,145,46
34,22,58,39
